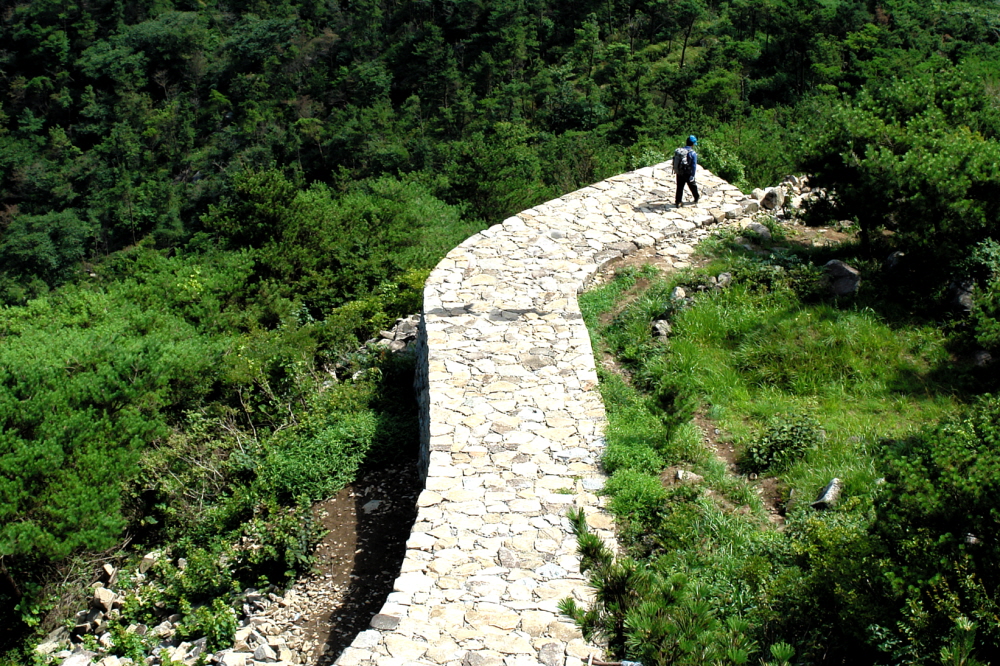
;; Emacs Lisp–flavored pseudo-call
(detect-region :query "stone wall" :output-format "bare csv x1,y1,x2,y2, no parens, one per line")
335,163,758,666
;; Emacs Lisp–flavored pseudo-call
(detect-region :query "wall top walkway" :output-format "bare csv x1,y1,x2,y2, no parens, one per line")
335,163,755,666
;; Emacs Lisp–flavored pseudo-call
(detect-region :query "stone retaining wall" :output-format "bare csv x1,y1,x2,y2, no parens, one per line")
335,163,756,666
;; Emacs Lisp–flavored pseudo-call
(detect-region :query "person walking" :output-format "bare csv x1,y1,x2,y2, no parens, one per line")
673,135,699,206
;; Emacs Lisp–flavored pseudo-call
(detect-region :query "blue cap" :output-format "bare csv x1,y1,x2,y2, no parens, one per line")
688,135,698,145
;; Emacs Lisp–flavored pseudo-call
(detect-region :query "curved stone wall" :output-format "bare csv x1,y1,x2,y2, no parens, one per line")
335,163,755,666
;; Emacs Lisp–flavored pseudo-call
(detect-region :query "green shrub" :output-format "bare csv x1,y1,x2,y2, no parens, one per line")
739,414,823,474
175,598,239,652
233,499,321,584
871,395,1000,662
971,280,1000,352
259,410,377,502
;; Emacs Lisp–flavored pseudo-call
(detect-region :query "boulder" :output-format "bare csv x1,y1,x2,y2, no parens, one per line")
254,644,278,662
947,280,975,314
883,251,905,272
676,470,704,483
651,320,672,339
744,222,772,240
760,187,784,210
716,272,733,288
93,586,117,612
824,260,861,296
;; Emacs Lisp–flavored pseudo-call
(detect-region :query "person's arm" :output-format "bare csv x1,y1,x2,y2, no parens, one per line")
690,149,698,179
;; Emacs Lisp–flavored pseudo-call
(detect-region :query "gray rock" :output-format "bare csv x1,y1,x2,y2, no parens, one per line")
540,642,565,666
188,637,208,659
394,318,418,340
716,272,732,288
948,280,975,314
676,470,704,483
361,500,383,514
883,251,905,272
138,552,160,574
536,564,568,580
745,222,771,240
464,652,504,666
45,625,72,645
671,286,686,300
369,613,401,631
824,260,861,296
497,547,519,569
760,188,784,210
973,350,993,368
93,586,117,612
651,319,672,338
254,643,277,662
152,621,174,638
62,653,97,666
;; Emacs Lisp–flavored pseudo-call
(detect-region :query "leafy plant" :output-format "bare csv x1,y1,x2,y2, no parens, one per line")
739,414,824,474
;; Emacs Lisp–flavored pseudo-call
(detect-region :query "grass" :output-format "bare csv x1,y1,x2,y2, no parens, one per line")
575,231,986,663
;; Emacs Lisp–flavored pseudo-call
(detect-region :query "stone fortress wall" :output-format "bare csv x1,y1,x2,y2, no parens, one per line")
334,162,763,666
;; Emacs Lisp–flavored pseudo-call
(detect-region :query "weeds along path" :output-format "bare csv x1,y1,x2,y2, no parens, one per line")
333,165,758,666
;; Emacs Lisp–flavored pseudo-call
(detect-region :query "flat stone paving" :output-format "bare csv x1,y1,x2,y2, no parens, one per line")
334,163,755,666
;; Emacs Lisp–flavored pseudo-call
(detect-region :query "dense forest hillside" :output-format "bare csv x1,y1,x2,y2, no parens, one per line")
1,0,999,661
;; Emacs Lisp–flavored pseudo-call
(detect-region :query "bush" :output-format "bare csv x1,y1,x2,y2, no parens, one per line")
871,395,1000,663
740,414,824,474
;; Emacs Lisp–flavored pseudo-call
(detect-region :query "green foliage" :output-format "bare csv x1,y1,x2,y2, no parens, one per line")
3,0,1000,656
577,223,989,664
259,410,377,502
739,413,824,474
803,59,1000,273
872,395,1000,662
561,508,760,664
605,469,668,533
174,598,239,652
0,210,93,301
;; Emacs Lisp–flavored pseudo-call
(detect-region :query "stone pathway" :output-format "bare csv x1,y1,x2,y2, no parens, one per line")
333,164,757,666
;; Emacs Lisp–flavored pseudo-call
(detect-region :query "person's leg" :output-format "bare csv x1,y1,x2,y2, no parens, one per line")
675,174,685,206
689,180,700,203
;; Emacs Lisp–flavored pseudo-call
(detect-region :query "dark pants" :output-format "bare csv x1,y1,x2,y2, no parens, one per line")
675,175,699,205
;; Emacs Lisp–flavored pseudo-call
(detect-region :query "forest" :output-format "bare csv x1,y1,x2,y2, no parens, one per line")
1,0,999,662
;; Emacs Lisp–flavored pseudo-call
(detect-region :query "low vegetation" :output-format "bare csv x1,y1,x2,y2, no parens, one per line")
573,224,1000,665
